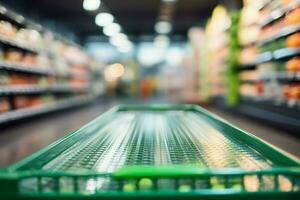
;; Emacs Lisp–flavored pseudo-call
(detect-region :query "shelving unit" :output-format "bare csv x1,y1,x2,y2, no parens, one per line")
0,34,40,53
0,85,88,95
0,97,93,124
213,96,300,134
0,60,55,75
203,0,300,133
256,47,300,63
0,3,102,125
259,0,300,27
259,23,300,45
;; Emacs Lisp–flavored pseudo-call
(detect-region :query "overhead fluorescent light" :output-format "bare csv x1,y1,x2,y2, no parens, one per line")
95,12,114,27
154,35,170,47
109,33,129,46
162,0,177,2
118,44,133,53
103,23,121,36
155,21,172,34
83,0,101,11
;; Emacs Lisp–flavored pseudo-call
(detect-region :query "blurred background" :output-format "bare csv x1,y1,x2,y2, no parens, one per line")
0,0,300,167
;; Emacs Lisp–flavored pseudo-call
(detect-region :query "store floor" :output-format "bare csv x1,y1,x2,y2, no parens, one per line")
0,99,299,167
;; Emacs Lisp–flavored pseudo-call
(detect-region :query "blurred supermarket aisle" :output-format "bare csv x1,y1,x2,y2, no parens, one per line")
206,106,300,158
0,100,299,167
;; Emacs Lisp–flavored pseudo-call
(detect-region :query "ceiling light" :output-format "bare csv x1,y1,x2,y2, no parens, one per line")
155,21,172,34
109,33,129,46
118,45,132,53
0,6,7,14
162,0,177,2
95,12,114,27
103,23,121,36
83,0,101,11
154,35,170,47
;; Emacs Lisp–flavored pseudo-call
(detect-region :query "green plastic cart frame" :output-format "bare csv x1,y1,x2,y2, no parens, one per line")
0,104,299,199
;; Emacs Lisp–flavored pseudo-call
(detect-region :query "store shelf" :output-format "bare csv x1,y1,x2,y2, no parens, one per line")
257,51,273,63
0,60,54,75
261,71,300,82
258,0,272,11
0,3,40,29
241,96,300,108
213,96,300,134
273,47,300,59
0,35,40,54
238,62,257,70
0,97,93,124
0,85,88,95
257,47,300,64
259,0,300,27
259,23,300,45
240,79,258,84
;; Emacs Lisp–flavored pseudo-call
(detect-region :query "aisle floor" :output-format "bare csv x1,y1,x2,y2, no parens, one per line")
0,100,299,167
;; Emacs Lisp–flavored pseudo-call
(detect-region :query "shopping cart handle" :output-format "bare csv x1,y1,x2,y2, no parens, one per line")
113,165,237,179
113,165,300,179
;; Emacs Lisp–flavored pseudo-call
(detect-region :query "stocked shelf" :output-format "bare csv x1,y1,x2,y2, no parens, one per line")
0,34,39,54
0,60,54,75
0,3,103,125
259,23,300,45
213,96,300,134
238,63,257,70
259,0,300,27
241,72,300,82
261,71,300,82
0,97,93,124
257,47,300,63
273,47,300,59
0,85,88,95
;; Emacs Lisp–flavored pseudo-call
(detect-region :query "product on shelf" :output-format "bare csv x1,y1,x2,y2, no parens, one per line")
286,32,300,47
239,70,258,81
0,97,10,113
13,95,31,109
10,73,37,85
0,71,10,85
286,57,300,72
239,46,258,65
0,4,99,120
5,49,23,62
286,7,300,25
283,84,300,100
0,20,17,37
258,0,300,51
206,5,230,97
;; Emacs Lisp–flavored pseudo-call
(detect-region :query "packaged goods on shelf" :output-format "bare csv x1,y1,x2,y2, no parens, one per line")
239,46,258,65
239,1,260,46
286,32,300,47
0,71,9,85
258,1,300,53
283,83,300,100
239,83,262,98
0,3,103,123
239,70,258,82
286,56,300,71
206,5,230,97
0,97,10,113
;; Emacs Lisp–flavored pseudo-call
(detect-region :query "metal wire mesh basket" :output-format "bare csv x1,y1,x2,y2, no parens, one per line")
0,104,299,199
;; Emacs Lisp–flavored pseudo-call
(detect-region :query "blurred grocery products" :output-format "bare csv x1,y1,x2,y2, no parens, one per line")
206,5,230,97
0,3,104,124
